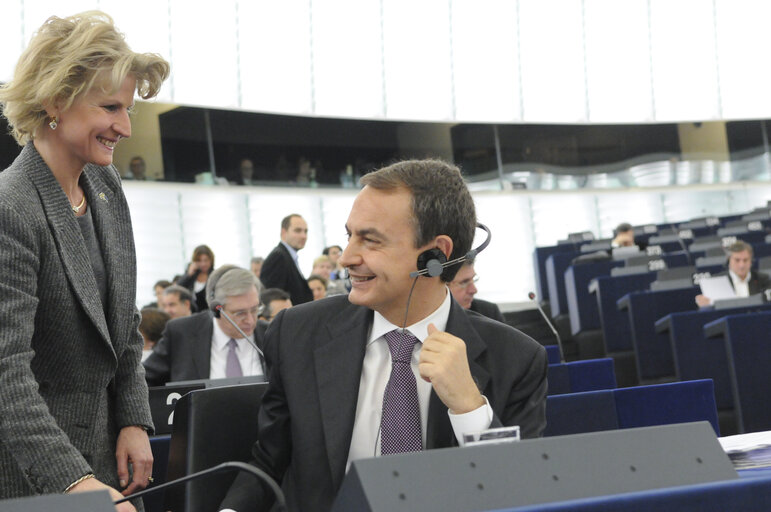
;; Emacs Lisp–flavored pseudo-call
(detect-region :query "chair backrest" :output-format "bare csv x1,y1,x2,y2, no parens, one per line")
544,345,561,364
164,383,269,512
544,379,719,437
547,358,617,396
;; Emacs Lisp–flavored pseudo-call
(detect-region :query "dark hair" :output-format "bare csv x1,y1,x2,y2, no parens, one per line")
281,214,302,231
259,288,291,319
191,244,215,268
360,159,475,281
322,245,342,255
307,274,328,288
615,222,633,235
153,279,172,291
163,284,194,306
728,240,754,257
139,307,170,344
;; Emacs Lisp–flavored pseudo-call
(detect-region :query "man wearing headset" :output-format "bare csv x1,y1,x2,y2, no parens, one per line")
143,265,266,386
221,160,547,512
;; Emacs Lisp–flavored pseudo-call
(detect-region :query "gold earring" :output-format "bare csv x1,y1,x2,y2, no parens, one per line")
49,117,58,130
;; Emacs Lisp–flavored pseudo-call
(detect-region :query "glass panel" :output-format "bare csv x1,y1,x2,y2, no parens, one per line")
382,0,453,120
311,0,383,118
473,194,535,304
0,0,22,83
715,0,771,119
518,0,587,122
451,0,521,122
123,184,185,308
649,0,719,121
584,0,653,122
238,0,312,114
530,193,599,246
170,0,239,108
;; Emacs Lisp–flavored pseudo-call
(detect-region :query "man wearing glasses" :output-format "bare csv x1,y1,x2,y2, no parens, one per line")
449,260,505,323
143,266,266,385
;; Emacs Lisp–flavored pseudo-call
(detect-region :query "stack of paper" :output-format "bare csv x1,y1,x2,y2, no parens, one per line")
719,431,771,469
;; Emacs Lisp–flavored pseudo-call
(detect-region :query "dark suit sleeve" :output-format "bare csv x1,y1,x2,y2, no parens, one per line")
500,342,548,439
220,311,292,512
142,323,174,387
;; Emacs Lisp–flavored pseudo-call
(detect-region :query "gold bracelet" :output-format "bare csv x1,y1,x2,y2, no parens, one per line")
64,473,95,493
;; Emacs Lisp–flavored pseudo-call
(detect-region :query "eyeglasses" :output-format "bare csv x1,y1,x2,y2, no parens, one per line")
224,305,260,321
452,275,479,289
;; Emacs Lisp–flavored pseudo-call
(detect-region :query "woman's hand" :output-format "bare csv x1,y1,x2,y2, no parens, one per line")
115,426,153,497
68,477,136,512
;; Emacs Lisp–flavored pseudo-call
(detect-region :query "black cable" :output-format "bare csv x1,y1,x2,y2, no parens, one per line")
113,461,287,511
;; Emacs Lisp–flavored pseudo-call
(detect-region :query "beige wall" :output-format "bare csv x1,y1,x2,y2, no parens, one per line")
113,101,175,180
677,121,730,161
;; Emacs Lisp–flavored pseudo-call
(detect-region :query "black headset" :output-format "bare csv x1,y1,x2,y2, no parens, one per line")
206,264,241,317
409,223,492,281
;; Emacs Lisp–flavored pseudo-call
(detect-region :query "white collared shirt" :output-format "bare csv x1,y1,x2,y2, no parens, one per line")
209,318,264,379
346,289,492,469
729,270,751,298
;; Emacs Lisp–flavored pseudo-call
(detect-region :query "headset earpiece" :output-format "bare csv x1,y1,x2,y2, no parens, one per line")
416,248,447,278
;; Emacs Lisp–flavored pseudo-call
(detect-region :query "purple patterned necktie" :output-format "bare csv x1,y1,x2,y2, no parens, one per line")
380,329,422,455
226,339,243,377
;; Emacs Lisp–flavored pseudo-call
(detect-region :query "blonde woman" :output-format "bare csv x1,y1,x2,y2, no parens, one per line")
0,11,169,511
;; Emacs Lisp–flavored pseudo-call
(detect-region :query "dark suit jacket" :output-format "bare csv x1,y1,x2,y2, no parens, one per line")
0,143,151,497
221,295,548,511
469,298,505,323
260,243,313,305
727,269,771,296
143,310,267,386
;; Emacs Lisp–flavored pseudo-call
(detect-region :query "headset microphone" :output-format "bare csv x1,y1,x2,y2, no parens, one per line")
409,223,492,279
528,291,565,363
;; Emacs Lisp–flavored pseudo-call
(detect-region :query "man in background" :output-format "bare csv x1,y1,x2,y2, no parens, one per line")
250,256,264,279
260,214,313,305
160,284,195,320
258,288,292,322
144,265,266,385
696,240,771,306
449,260,504,323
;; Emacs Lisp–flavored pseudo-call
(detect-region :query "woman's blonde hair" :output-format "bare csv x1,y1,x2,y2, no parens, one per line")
0,10,170,145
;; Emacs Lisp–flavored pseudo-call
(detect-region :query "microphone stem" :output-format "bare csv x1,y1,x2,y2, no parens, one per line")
216,307,266,371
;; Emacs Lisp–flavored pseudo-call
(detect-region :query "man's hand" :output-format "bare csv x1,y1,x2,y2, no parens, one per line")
695,294,712,307
418,323,485,414
68,477,136,512
115,426,153,497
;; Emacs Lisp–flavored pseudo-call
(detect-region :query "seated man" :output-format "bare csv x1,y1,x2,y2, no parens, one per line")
144,265,267,386
611,222,636,248
258,288,292,322
160,284,195,319
695,240,771,306
221,159,547,512
449,259,504,322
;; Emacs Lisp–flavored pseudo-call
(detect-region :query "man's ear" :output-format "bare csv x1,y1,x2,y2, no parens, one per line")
435,235,453,260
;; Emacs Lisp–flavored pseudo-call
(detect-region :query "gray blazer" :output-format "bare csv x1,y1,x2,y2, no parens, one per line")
0,143,152,498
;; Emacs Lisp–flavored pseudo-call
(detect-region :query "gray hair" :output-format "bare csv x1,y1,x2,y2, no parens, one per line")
206,265,262,309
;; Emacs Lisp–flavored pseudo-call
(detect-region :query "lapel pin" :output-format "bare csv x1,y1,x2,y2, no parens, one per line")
98,192,108,203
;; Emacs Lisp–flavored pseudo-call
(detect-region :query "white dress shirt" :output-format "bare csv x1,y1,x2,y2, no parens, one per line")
346,289,493,468
728,270,751,298
209,319,264,379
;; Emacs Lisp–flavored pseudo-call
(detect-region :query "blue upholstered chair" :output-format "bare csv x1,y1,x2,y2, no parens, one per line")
544,379,719,437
